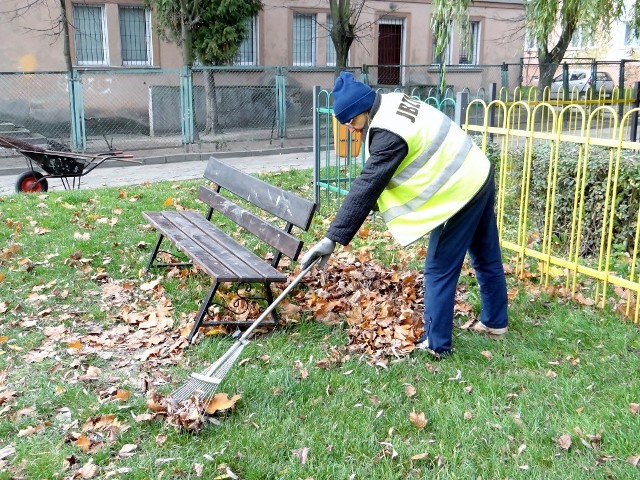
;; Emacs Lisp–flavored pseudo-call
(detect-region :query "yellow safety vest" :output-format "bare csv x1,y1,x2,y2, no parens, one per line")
370,93,490,246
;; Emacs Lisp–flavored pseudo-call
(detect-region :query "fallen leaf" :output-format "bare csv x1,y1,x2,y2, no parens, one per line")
411,452,429,461
0,445,15,460
133,413,155,422
140,278,161,291
115,390,131,401
557,434,572,450
409,410,427,429
79,366,101,381
294,447,309,465
78,460,99,479
404,384,417,397
628,455,640,467
119,444,138,457
629,403,640,415
17,425,43,437
76,434,91,453
204,393,241,415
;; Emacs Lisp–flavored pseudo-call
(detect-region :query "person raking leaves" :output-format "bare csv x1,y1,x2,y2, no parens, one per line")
301,71,508,359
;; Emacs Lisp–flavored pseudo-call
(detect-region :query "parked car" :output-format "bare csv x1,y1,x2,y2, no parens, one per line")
549,69,615,99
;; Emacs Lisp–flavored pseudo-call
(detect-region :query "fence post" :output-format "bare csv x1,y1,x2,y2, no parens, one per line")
361,64,369,84
275,66,286,148
455,90,469,127
518,58,524,89
501,62,509,93
619,59,626,120
590,59,598,99
489,82,497,142
562,62,569,101
67,69,86,152
630,81,640,142
179,66,195,146
313,85,321,205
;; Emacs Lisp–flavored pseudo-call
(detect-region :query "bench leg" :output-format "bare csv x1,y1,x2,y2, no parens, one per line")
146,233,164,272
264,282,279,325
187,281,220,343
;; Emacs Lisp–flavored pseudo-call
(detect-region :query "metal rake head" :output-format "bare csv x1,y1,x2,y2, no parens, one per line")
169,340,247,404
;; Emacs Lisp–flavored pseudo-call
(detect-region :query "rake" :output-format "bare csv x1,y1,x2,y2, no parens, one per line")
169,258,319,405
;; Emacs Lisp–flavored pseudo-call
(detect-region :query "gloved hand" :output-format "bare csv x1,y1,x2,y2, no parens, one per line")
301,237,336,269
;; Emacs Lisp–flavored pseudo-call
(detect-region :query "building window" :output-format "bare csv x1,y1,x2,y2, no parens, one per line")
459,21,480,65
73,4,108,65
625,21,640,46
326,17,337,66
119,6,152,65
234,16,258,65
293,13,316,66
569,26,594,49
432,30,451,65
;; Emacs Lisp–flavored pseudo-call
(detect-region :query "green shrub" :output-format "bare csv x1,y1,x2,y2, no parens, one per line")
526,143,640,256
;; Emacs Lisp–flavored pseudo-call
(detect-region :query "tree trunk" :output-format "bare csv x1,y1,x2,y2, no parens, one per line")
537,59,559,100
179,0,194,66
59,0,73,72
536,21,576,100
204,69,220,135
330,0,355,71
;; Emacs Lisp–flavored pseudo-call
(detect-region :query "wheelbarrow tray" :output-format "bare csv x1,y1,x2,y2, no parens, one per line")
19,149,131,177
14,149,137,192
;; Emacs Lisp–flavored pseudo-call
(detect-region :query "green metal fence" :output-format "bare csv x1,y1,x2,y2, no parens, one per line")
1,61,636,155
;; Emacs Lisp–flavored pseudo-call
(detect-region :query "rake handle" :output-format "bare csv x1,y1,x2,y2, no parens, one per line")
239,257,319,342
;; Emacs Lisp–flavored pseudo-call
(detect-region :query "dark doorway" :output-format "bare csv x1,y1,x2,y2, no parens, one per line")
378,22,402,85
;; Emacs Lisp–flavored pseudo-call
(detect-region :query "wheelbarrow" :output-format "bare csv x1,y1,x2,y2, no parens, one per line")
0,135,140,193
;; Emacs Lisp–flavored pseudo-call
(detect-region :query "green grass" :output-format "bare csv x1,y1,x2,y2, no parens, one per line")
1,172,639,479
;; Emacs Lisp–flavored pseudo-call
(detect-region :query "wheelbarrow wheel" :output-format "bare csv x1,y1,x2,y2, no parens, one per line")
15,171,48,193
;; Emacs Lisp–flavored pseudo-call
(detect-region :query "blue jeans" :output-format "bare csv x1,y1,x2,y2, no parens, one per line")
421,167,508,354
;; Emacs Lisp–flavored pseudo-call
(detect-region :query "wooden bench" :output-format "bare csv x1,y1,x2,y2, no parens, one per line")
142,157,317,342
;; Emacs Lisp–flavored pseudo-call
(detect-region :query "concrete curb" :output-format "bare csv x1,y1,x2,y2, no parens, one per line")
0,145,314,177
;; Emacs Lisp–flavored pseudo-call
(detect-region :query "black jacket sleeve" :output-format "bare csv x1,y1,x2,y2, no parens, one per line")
326,128,408,246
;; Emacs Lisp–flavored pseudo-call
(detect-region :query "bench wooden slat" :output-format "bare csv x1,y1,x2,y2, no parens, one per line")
147,211,285,282
177,211,285,282
198,186,304,260
204,157,316,230
166,212,269,281
143,211,238,280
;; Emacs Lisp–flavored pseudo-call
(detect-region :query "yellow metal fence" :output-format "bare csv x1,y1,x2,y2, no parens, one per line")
466,99,640,323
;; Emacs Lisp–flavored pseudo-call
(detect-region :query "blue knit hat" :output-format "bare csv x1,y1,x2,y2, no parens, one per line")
332,71,376,124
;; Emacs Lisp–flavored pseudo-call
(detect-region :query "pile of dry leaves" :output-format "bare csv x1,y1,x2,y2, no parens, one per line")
296,248,476,365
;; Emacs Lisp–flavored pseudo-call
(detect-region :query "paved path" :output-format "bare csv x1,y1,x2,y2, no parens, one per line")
0,150,315,196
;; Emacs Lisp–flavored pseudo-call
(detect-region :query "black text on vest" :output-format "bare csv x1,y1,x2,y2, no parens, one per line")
396,95,421,123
